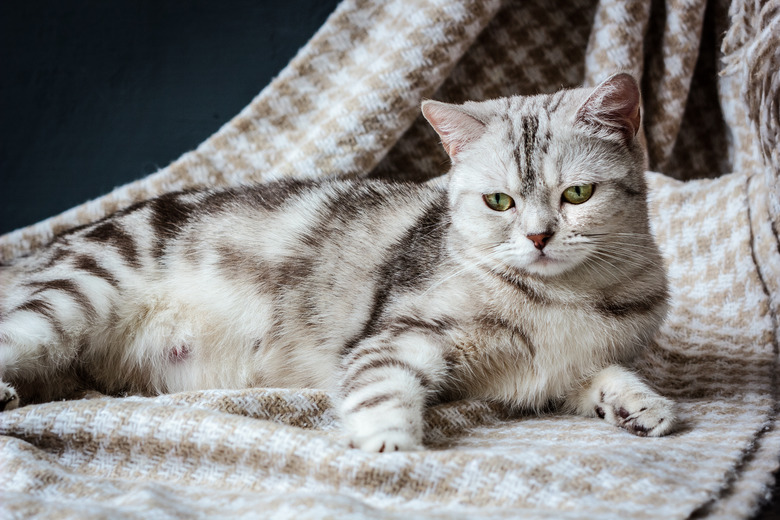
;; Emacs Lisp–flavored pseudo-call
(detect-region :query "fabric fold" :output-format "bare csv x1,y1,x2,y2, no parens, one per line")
2,0,780,518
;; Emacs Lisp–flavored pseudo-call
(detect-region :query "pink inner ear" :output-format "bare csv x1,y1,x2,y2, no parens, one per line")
421,101,486,158
576,73,641,143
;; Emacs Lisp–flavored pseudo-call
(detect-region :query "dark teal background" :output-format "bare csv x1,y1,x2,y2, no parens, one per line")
0,0,341,235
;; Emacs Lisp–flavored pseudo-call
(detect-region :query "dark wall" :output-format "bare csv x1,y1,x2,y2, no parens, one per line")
0,0,341,235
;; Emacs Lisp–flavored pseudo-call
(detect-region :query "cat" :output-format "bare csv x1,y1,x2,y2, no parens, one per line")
0,72,675,452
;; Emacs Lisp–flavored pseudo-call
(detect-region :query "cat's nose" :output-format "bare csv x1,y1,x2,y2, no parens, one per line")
526,232,553,250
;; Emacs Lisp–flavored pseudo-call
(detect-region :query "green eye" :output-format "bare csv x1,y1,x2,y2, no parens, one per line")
562,184,594,204
483,193,515,211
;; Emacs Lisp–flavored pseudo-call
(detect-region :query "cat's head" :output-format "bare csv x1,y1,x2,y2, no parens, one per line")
422,73,652,281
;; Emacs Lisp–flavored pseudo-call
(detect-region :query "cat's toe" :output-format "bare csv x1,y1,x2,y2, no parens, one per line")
349,430,422,452
606,396,676,437
0,382,19,412
626,398,676,437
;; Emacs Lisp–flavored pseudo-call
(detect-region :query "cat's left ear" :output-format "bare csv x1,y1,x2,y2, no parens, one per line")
575,73,641,144
421,100,486,159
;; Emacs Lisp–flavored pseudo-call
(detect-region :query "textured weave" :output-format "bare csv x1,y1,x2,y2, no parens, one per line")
1,0,779,518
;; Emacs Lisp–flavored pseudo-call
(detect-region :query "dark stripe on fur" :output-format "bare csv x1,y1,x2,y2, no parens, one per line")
201,179,312,214
488,268,550,305
596,290,667,318
27,279,95,319
343,357,432,394
538,130,551,155
218,246,314,292
387,200,448,291
345,392,399,414
476,314,535,357
73,255,119,288
276,258,315,288
387,316,455,337
37,248,72,271
547,91,564,114
85,222,140,268
149,193,194,259
341,196,449,355
14,299,64,338
217,245,251,281
347,345,394,362
298,182,383,251
250,179,311,210
521,115,539,186
15,298,53,316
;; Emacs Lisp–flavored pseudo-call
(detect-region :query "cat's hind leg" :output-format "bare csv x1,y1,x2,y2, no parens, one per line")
0,257,120,406
566,364,676,436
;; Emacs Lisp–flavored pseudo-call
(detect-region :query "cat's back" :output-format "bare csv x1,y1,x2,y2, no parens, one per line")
143,178,449,391
160,178,448,319
11,177,444,284
0,178,448,395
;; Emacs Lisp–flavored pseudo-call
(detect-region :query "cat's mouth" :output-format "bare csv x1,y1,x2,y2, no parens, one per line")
524,250,571,276
532,253,558,266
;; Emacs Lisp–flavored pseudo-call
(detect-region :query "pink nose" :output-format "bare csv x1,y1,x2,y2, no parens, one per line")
527,232,553,250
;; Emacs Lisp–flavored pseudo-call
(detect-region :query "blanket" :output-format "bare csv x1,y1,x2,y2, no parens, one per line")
2,0,779,518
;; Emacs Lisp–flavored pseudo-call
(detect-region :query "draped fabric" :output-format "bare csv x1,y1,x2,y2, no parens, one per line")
2,1,779,518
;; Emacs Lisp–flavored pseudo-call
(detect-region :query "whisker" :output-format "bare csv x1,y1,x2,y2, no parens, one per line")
419,245,507,296
585,251,638,280
588,250,647,272
592,246,664,268
584,256,625,283
581,256,623,284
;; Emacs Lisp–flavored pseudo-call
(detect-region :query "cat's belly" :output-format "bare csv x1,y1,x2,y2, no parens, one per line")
82,276,343,395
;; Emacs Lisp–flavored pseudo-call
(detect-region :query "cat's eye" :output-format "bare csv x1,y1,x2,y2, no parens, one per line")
483,193,515,211
562,184,594,204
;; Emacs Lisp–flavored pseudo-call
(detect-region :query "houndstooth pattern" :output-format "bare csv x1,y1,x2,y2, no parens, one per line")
583,0,650,84
2,0,780,518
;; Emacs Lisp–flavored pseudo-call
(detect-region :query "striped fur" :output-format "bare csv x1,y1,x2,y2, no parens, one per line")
0,73,675,451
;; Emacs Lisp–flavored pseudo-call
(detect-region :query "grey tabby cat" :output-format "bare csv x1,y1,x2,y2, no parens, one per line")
0,73,675,451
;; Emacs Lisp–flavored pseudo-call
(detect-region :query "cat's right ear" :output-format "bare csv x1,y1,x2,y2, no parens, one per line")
421,100,486,159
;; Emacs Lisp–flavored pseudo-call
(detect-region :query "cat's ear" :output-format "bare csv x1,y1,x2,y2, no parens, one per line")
575,73,641,144
421,100,486,159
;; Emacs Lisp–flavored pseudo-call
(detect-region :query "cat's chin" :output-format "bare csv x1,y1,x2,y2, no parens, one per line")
520,255,575,278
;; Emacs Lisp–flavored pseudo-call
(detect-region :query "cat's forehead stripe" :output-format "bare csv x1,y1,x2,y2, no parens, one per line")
506,92,568,195
507,111,552,194
521,115,538,187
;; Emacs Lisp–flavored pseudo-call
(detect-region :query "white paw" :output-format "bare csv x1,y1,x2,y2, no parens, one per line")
348,429,422,453
0,382,19,411
595,391,675,437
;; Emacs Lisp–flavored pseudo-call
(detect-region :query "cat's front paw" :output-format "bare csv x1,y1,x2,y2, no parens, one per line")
348,429,422,452
0,382,19,411
595,391,675,437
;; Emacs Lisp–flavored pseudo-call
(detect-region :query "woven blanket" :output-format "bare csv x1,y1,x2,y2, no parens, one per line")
2,0,779,518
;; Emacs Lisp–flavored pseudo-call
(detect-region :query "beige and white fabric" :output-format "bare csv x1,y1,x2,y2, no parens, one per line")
1,0,779,518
